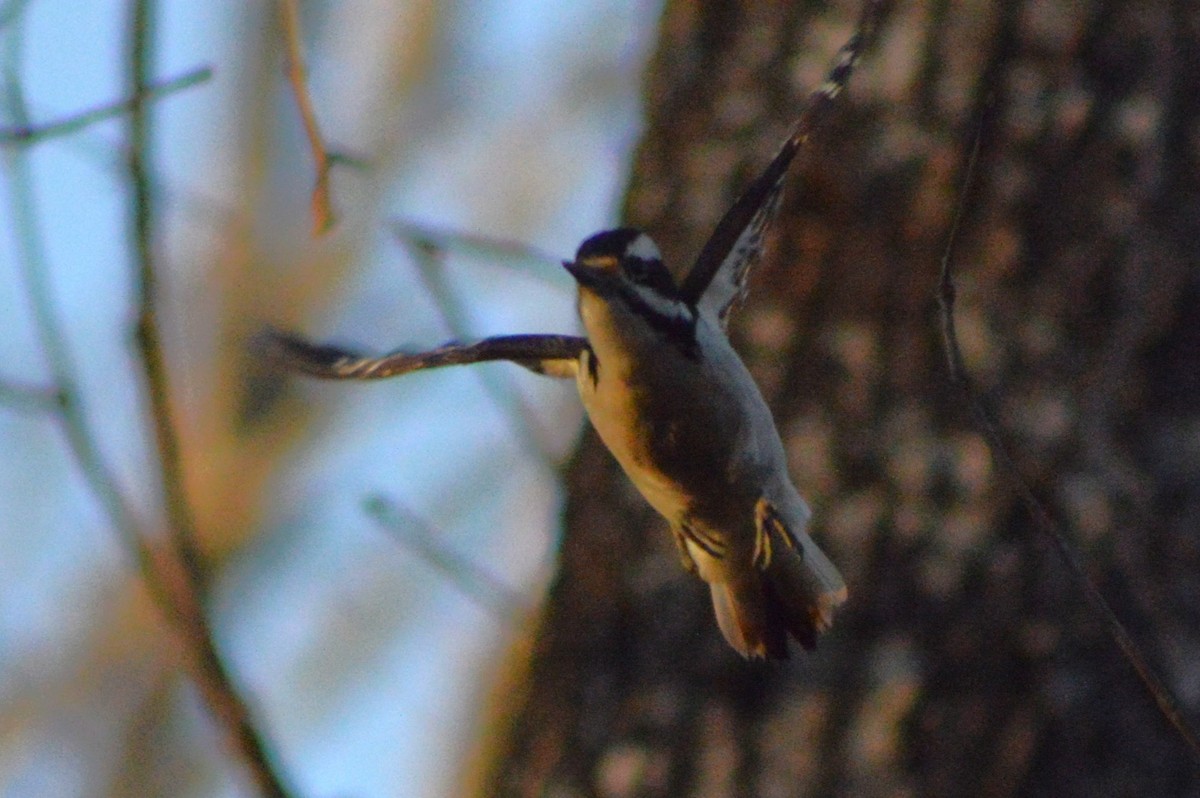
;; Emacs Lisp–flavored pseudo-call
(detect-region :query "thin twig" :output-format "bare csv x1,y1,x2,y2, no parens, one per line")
399,236,563,468
365,494,526,624
0,66,211,144
937,131,1200,767
125,3,297,795
390,218,562,271
0,376,60,412
277,0,336,235
3,3,154,612
3,130,146,554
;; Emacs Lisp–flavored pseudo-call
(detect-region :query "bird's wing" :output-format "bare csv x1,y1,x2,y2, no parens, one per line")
678,0,882,328
259,327,585,380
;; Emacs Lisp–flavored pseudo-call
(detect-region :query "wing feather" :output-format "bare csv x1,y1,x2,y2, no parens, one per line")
678,0,884,327
259,327,585,380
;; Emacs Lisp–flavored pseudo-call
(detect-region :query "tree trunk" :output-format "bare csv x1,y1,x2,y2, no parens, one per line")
486,0,1200,795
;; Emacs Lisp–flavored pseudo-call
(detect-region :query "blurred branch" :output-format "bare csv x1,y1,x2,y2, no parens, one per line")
0,376,60,412
4,24,294,797
398,235,562,467
127,0,206,588
390,217,562,271
125,3,297,795
0,0,31,31
937,131,1200,767
365,494,526,624
3,4,152,618
277,0,336,235
0,66,211,144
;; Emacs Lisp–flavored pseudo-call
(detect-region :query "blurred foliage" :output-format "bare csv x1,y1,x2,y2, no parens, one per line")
1,1,654,795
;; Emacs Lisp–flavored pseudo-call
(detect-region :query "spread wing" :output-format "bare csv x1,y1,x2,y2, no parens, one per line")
678,0,883,327
259,327,586,380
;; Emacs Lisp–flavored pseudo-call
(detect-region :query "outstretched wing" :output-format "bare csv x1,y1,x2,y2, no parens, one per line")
259,327,586,380
678,0,883,327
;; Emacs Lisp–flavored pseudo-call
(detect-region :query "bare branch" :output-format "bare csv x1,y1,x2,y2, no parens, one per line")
399,236,565,466
5,23,293,795
126,7,206,596
0,0,34,33
0,377,60,412
390,218,562,271
3,5,149,605
0,66,211,144
938,130,1200,768
277,0,336,235
126,3,297,794
365,494,527,624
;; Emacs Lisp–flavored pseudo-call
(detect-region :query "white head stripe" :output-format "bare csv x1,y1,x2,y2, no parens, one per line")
632,282,692,324
626,233,662,262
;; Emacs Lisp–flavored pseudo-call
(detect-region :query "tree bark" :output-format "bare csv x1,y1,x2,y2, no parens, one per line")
487,0,1200,795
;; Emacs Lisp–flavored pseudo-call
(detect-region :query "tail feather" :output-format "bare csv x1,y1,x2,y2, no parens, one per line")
709,580,789,660
707,522,847,660
767,534,847,641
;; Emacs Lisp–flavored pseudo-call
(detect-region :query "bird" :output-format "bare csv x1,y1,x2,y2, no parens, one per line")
262,2,880,659
562,227,846,658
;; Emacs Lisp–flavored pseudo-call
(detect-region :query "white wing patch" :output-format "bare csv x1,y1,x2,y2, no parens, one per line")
696,185,783,327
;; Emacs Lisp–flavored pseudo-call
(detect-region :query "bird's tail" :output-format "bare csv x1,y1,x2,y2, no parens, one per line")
709,503,846,660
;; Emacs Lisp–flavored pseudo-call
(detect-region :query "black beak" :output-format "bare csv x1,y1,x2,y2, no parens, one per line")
563,259,606,289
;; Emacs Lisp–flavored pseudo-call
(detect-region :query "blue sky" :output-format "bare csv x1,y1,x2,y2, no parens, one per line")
0,1,660,795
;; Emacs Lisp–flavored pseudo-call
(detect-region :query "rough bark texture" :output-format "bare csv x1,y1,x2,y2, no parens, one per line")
488,0,1200,795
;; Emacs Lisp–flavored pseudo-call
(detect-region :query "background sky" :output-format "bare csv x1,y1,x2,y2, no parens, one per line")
0,1,661,795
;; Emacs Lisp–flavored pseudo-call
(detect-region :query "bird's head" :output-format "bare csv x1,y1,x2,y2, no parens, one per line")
564,228,697,356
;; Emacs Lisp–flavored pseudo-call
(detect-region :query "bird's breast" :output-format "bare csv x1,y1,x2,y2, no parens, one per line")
577,342,692,520
575,306,768,524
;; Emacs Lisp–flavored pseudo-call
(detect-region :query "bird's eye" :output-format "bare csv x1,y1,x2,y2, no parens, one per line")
625,258,651,282
623,255,679,297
